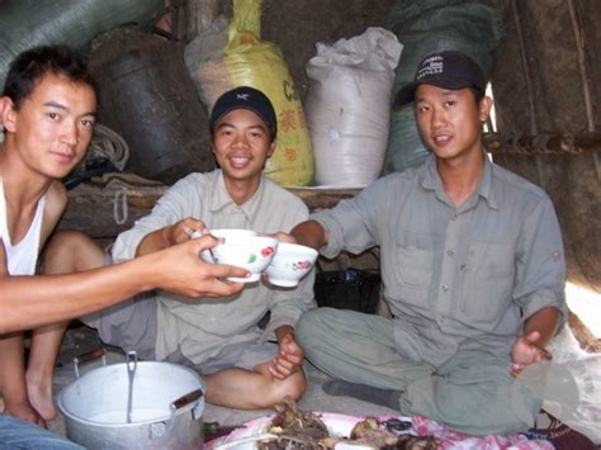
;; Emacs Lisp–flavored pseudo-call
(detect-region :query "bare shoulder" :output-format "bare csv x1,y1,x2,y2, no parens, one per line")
46,181,68,216
41,181,68,238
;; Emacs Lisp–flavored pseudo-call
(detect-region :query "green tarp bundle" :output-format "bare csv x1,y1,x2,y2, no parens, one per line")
0,0,164,89
382,0,503,175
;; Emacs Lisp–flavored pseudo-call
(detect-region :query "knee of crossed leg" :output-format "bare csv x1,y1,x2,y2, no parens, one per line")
42,230,103,273
263,371,307,408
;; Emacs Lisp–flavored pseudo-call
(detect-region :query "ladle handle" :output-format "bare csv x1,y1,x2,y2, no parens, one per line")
126,351,137,424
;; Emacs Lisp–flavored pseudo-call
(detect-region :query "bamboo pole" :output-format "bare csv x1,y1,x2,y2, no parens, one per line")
510,0,538,136
567,0,596,133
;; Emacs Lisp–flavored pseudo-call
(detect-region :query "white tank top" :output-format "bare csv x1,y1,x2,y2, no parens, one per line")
0,179,46,275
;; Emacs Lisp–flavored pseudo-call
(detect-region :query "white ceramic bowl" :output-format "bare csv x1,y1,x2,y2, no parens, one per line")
202,235,278,283
209,229,257,240
265,242,318,287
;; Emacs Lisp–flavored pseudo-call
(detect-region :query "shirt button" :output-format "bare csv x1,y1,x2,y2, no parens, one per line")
450,214,458,221
442,284,449,292
447,249,454,256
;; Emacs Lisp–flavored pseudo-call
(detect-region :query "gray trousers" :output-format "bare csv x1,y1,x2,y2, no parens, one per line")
82,294,278,373
296,307,541,436
81,293,159,361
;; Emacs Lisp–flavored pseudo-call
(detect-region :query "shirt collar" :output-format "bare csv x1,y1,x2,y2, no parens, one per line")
209,170,266,217
420,152,499,211
478,154,499,210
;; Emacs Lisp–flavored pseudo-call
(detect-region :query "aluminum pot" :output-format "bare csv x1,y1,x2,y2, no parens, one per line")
57,349,204,450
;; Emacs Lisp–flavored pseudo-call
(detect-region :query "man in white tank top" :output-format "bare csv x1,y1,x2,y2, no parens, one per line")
0,46,248,441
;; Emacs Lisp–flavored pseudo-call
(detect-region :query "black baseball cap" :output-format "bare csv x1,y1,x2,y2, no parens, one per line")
395,50,486,106
209,86,277,141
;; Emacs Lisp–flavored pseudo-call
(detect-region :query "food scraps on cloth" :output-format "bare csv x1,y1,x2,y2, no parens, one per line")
207,398,555,450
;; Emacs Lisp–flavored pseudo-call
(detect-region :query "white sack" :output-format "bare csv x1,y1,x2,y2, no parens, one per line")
305,27,402,186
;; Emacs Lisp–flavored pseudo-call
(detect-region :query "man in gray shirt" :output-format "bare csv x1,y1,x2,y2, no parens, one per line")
290,51,566,435
46,87,315,410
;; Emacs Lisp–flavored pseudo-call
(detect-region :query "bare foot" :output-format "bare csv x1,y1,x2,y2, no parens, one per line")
26,374,57,422
4,399,47,428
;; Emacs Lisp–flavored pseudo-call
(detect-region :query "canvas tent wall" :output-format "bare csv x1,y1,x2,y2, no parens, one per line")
489,0,601,295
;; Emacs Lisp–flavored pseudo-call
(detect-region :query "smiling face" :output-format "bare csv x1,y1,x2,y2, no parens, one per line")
2,72,97,180
211,108,275,193
415,84,491,164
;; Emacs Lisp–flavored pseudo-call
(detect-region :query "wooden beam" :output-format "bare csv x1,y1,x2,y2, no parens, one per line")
287,187,360,211
60,174,361,239
60,131,601,239
484,132,601,155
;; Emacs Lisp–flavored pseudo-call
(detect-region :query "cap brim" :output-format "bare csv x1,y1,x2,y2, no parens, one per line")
395,76,484,107
211,105,269,129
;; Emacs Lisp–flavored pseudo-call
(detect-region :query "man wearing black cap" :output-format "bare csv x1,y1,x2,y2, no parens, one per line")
48,86,314,410
289,51,566,435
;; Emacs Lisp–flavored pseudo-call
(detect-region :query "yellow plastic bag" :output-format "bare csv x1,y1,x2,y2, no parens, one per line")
224,0,313,186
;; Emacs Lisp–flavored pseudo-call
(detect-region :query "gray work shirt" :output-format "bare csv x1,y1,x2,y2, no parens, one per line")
112,170,315,364
312,155,566,367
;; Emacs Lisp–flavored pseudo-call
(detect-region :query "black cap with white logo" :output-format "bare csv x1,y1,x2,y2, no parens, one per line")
395,50,486,107
209,86,277,141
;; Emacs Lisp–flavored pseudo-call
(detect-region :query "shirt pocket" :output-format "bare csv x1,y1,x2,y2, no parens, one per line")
389,244,433,304
459,241,515,325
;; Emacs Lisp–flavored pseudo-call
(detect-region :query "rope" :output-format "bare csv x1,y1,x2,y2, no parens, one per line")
88,123,130,171
113,188,128,225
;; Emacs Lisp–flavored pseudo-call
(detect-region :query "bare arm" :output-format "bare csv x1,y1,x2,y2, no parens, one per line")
522,305,560,346
136,217,208,256
0,235,248,334
289,220,328,250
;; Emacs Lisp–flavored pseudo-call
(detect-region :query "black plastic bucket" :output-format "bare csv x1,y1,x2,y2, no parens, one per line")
314,269,381,314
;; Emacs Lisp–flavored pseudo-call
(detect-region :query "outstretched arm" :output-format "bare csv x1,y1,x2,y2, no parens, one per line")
0,235,248,334
136,217,209,256
289,220,328,250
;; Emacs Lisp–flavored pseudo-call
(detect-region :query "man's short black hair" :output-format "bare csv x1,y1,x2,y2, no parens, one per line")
2,45,96,109
469,87,485,105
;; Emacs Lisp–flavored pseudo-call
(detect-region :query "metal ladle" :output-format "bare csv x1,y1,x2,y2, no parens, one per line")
125,351,138,423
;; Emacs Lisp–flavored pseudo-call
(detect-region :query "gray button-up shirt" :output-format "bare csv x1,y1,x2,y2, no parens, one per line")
112,170,315,364
312,155,566,367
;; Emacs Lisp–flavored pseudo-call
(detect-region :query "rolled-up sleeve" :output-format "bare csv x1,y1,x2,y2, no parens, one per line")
263,200,317,338
112,177,200,263
513,195,567,327
264,269,316,338
311,178,389,259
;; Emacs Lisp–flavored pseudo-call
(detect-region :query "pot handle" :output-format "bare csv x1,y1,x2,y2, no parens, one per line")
73,347,107,378
170,388,204,419
170,388,204,424
149,388,204,440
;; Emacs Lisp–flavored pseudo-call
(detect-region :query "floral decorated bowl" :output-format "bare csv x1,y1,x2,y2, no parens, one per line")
202,234,278,283
265,242,318,287
208,229,257,240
